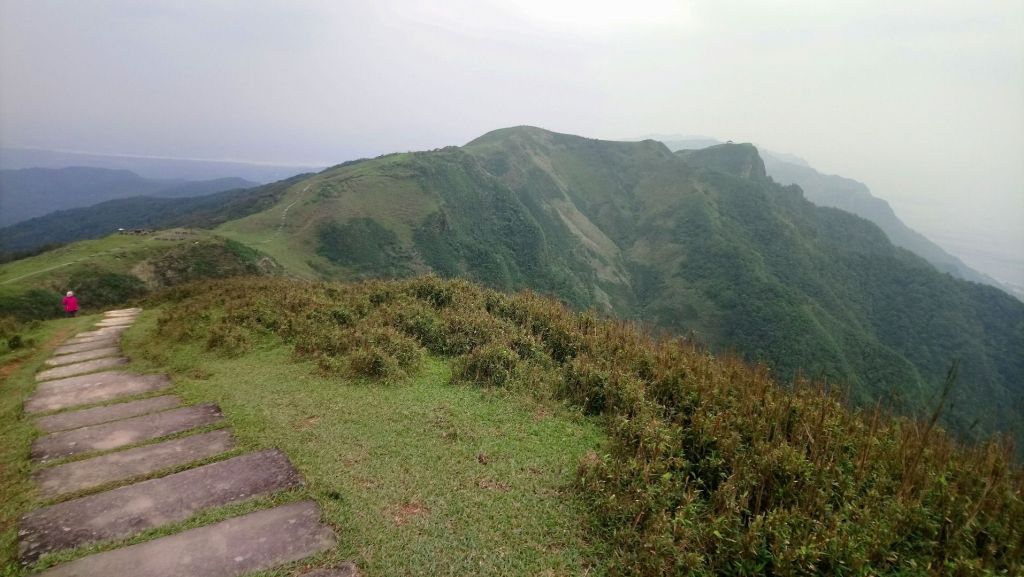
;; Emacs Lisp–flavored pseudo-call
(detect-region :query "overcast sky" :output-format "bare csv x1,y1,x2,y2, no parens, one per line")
2,0,1022,283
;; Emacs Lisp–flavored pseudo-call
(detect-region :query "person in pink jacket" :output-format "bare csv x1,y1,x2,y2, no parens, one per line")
63,291,79,317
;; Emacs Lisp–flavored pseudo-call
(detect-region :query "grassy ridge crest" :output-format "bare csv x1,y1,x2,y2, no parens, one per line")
151,276,1023,576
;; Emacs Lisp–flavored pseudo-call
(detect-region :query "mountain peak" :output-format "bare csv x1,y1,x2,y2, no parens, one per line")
465,125,557,147
676,142,767,179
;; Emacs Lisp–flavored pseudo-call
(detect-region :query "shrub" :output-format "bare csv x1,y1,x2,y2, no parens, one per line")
454,343,519,388
341,325,424,380
205,321,253,357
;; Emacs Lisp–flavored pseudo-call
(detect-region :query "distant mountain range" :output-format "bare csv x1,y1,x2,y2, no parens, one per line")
0,175,307,255
0,166,257,227
0,147,321,183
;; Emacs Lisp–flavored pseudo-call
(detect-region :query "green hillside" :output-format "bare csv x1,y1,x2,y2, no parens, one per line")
0,230,279,326
210,127,1024,450
116,276,1023,575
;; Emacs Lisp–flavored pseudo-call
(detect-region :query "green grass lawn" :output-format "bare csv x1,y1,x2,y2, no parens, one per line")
122,310,607,576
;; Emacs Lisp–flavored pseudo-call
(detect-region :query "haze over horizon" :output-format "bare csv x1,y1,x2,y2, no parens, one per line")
2,1,1021,284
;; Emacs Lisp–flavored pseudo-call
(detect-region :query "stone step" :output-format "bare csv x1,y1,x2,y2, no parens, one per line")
44,346,121,367
34,500,335,577
105,308,142,316
71,325,129,338
31,404,223,462
63,335,122,348
20,450,304,562
53,338,121,356
95,318,135,327
66,330,127,345
33,429,235,499
25,372,172,414
36,357,128,382
35,396,182,433
35,371,141,394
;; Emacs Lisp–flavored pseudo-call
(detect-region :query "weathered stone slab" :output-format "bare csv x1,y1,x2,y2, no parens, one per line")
95,318,135,327
34,395,182,433
62,336,121,349
26,373,171,414
53,338,120,356
33,429,235,499
44,347,120,367
35,500,335,577
36,357,128,382
105,307,141,316
35,371,138,394
31,404,223,461
67,326,128,342
75,324,129,336
20,450,303,562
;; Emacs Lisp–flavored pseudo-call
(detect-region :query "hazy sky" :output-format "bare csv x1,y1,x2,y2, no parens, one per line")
2,1,1022,282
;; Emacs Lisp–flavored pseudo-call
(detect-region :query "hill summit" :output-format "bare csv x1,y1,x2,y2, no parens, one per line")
208,126,1024,450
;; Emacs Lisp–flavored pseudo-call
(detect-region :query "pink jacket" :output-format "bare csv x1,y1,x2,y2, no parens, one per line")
63,295,78,312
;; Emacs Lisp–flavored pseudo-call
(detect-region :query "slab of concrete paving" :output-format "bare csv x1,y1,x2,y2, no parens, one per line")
105,308,141,316
31,404,223,461
34,395,182,433
53,338,121,356
66,328,128,344
73,325,129,337
62,336,121,348
36,357,128,382
34,370,141,394
34,500,335,577
25,373,172,414
44,346,121,367
33,429,235,499
95,318,135,327
20,450,303,562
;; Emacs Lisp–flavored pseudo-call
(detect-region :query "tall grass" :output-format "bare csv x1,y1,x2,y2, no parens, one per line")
152,276,1022,576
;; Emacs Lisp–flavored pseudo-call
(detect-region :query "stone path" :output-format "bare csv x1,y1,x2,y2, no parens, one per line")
19,309,342,576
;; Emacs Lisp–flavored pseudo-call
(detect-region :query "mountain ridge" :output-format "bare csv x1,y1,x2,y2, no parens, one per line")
211,126,1023,448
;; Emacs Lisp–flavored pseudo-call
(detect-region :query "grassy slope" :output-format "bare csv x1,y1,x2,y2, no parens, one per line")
217,156,435,280
0,229,279,323
0,232,193,291
0,310,606,576
133,277,1024,576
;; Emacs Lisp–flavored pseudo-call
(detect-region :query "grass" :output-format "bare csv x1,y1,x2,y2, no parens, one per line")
0,232,195,289
120,309,607,576
146,276,1024,576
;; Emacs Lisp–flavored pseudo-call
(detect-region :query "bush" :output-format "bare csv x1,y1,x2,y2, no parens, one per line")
454,343,519,388
205,322,253,357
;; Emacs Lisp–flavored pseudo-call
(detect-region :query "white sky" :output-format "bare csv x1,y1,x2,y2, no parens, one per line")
2,0,1022,281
